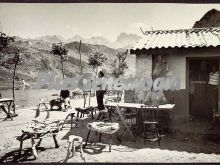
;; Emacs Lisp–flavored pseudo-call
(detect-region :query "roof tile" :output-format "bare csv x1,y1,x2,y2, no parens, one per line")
131,27,220,51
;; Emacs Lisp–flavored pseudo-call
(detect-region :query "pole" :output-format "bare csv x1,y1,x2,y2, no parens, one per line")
79,40,82,75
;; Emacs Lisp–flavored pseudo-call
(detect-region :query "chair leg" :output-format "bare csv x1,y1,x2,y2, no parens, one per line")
61,114,70,130
72,141,75,156
80,142,85,161
36,139,42,147
144,124,146,144
157,132,160,146
68,141,73,157
109,135,112,152
116,132,122,143
70,114,74,129
31,138,38,158
83,130,91,149
18,140,23,157
99,133,102,142
91,109,94,119
43,103,48,109
53,134,60,148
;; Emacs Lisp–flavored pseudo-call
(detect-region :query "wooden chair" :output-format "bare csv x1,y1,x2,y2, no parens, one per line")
140,105,161,146
61,112,78,130
75,91,96,119
120,110,137,138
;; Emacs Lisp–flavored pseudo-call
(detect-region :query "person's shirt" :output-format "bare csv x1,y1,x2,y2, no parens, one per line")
208,71,219,86
96,77,106,95
143,91,167,106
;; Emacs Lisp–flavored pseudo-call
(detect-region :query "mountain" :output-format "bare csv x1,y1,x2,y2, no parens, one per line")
113,33,142,49
33,32,142,49
86,36,112,46
67,36,113,48
66,35,85,43
193,9,220,28
0,37,136,88
35,35,65,43
66,33,142,49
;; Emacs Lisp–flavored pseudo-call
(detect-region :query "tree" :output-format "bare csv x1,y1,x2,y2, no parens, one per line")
0,32,14,51
12,49,21,108
111,50,128,78
88,51,107,75
0,31,20,114
50,42,68,79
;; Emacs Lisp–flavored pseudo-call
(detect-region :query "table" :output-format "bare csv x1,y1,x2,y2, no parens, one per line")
105,102,175,139
0,98,14,120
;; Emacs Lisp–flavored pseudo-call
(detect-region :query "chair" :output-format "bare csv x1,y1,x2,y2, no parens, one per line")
83,122,121,152
17,120,62,158
75,91,96,120
121,110,137,138
68,135,85,161
60,112,78,130
35,98,50,118
140,105,161,146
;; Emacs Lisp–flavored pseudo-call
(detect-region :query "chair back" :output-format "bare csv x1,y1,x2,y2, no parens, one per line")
124,113,136,124
140,105,159,122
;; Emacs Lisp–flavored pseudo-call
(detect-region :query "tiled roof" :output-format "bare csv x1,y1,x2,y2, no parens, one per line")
130,27,220,51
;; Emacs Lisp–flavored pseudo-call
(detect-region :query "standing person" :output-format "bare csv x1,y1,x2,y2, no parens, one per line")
96,71,107,120
208,64,219,129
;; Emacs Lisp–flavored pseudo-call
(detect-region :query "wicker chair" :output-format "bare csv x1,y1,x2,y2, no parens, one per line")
17,120,62,158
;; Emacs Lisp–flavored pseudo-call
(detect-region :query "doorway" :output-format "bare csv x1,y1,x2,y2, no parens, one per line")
189,58,219,120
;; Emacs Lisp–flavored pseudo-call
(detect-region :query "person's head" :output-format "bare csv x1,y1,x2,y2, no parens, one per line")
98,71,105,78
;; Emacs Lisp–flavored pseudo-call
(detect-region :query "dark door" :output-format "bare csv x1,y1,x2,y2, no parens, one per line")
189,59,218,118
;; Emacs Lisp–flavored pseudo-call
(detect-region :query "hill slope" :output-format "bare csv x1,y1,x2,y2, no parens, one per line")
0,37,135,88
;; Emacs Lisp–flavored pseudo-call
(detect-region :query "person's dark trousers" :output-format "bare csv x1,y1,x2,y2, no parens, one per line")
208,85,219,129
96,90,105,120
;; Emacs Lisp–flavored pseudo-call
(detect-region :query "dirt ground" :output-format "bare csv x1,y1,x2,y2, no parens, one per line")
0,90,220,163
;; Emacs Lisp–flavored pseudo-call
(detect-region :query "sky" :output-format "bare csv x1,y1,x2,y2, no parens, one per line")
0,3,220,41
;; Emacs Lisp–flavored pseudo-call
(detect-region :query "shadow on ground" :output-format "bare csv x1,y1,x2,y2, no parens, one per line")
61,114,220,156
0,147,47,163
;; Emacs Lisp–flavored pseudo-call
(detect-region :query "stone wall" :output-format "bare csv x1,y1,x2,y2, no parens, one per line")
124,54,152,103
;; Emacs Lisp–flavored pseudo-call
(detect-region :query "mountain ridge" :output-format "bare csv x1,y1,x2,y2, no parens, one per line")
33,32,142,49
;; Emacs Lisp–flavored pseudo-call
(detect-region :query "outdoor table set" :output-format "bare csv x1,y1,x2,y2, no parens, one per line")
105,102,176,140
